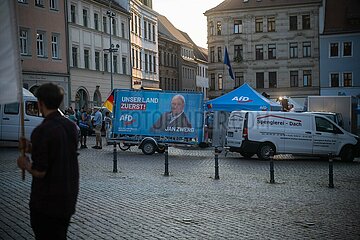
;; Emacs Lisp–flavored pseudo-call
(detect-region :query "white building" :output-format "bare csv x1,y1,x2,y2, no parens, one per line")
68,0,131,109
130,0,159,89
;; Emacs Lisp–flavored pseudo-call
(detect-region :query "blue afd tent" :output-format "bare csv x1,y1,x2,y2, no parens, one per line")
206,83,282,111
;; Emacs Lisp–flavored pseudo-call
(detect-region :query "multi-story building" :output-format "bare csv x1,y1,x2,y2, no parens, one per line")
319,0,360,97
157,15,181,91
205,0,322,102
130,0,159,89
68,0,131,109
17,0,70,107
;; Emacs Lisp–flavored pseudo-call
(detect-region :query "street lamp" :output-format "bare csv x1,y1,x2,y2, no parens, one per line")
105,1,119,91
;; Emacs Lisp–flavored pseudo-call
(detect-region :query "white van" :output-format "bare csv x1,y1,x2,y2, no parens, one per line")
0,89,43,143
226,111,360,161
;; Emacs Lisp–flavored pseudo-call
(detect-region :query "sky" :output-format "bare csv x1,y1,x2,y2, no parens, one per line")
153,0,223,49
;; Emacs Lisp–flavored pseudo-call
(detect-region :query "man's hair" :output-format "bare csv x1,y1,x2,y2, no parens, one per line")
35,83,64,110
172,94,185,105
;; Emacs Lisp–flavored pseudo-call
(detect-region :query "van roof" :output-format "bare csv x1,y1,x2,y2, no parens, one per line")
23,88,35,98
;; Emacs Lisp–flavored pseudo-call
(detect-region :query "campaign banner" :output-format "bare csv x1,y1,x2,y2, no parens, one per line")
112,89,204,139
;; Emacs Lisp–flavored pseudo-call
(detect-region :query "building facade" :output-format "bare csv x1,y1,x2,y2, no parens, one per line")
68,0,131,109
205,0,322,101
17,0,70,107
130,0,159,89
319,0,360,97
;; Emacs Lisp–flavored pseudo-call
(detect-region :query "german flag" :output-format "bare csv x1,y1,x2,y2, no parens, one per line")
103,90,114,112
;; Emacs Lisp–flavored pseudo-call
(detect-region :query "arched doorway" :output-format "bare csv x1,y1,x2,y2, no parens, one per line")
93,89,102,107
75,89,88,110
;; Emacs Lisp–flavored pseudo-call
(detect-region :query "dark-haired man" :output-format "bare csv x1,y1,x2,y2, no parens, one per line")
17,83,79,240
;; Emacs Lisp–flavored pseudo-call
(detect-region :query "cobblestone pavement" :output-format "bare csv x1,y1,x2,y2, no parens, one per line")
1,137,360,239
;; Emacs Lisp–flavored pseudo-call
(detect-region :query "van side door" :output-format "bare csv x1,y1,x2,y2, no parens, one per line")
284,114,313,154
313,116,341,155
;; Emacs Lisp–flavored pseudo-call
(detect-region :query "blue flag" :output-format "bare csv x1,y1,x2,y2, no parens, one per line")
224,47,234,80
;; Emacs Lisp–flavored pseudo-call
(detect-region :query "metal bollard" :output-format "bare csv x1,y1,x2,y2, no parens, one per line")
113,142,117,173
328,153,334,188
214,147,220,180
269,149,275,184
164,144,169,176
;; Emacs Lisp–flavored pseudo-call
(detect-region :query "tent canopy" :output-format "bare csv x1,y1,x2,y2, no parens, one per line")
206,83,282,112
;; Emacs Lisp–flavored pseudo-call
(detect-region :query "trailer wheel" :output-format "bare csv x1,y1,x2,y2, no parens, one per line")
257,143,275,160
142,140,156,155
340,145,354,162
240,151,254,159
156,145,166,154
118,142,130,151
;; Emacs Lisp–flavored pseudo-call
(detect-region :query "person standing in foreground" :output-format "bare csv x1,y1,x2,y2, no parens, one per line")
17,83,79,240
92,107,103,149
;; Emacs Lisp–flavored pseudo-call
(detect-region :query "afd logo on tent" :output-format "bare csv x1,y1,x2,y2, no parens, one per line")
232,96,253,103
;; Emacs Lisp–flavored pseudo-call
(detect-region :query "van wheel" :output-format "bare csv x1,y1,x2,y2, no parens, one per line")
240,151,254,159
118,142,130,151
340,146,354,162
142,140,156,155
257,143,275,160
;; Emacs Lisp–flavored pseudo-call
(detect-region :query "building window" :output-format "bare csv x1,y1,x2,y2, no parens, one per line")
49,0,58,10
70,5,76,23
144,53,148,71
303,42,311,57
330,43,339,57
269,72,277,88
153,55,156,73
144,20,147,39
235,72,244,88
72,47,78,67
218,74,223,90
268,44,276,59
303,70,312,87
209,21,214,36
289,16,297,30
149,55,152,72
36,32,45,57
104,53,108,71
35,0,44,7
290,42,298,58
210,73,215,90
216,21,222,35
234,19,243,34
210,47,215,63
20,29,28,55
94,13,99,30
95,51,100,70
267,16,275,32
330,73,339,87
122,57,127,75
217,47,222,62
83,9,88,27
343,72,352,87
103,16,107,33
255,17,263,32
148,22,151,40
152,25,156,42
302,15,310,30
84,49,89,69
343,42,352,56
234,45,243,61
290,71,298,87
121,22,125,38
113,55,118,73
112,18,116,36
255,45,263,60
51,34,59,59
135,50,138,69
256,72,264,88
134,15,138,34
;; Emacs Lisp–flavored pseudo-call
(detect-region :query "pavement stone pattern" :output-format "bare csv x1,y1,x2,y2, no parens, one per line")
0,137,360,239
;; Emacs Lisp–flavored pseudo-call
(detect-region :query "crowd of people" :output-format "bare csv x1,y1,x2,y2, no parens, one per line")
64,106,112,149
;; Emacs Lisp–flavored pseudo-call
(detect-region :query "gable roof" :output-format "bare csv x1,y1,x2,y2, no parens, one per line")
157,14,192,46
